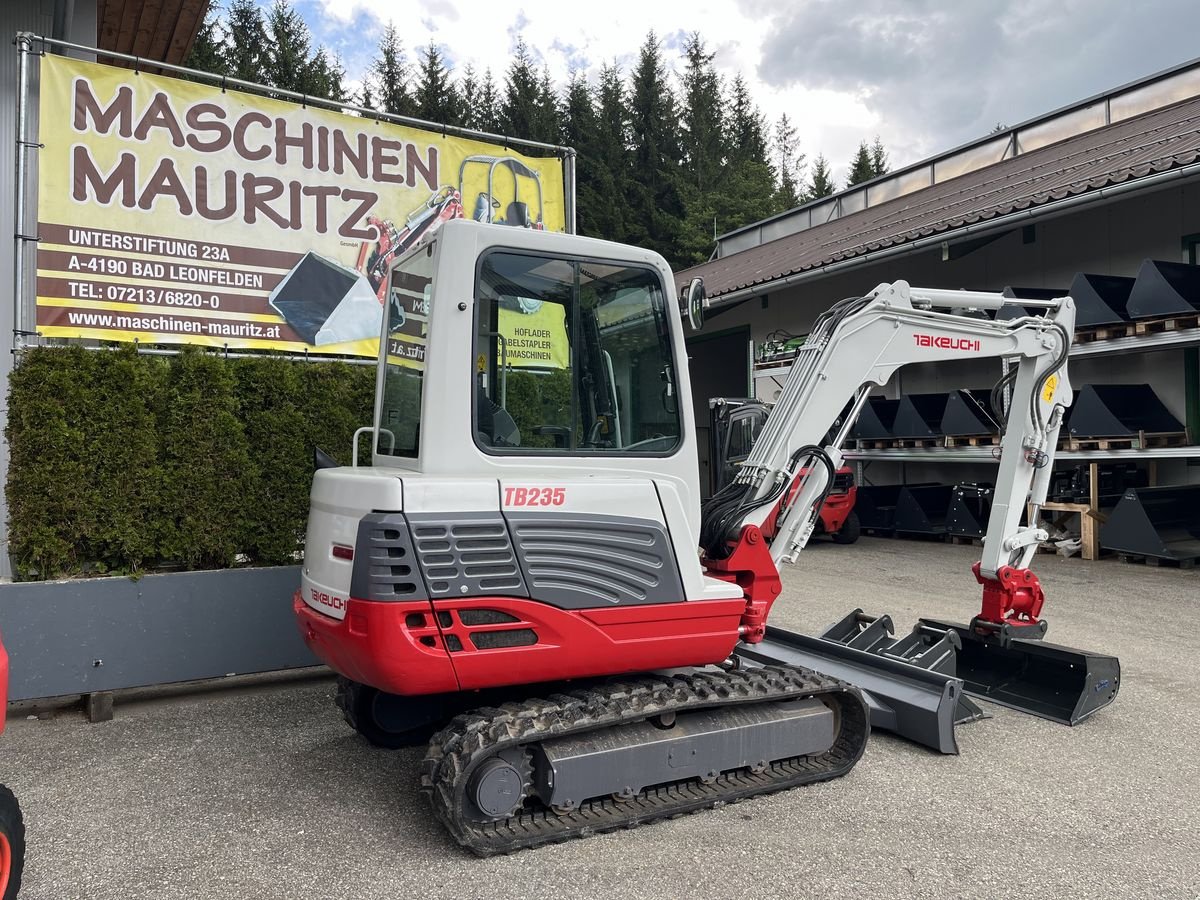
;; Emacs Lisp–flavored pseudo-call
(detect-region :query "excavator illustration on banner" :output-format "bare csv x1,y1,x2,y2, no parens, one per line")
358,155,546,333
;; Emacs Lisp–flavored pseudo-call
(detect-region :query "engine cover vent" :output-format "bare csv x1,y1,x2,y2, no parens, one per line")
350,512,424,601
406,513,529,599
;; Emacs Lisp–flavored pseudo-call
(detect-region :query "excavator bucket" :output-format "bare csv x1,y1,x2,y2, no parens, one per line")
920,619,1121,724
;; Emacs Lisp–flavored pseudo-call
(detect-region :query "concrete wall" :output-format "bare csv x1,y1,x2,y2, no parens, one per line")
1,1,98,579
690,180,1200,488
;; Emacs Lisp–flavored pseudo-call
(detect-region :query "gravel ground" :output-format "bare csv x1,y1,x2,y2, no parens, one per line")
3,537,1197,900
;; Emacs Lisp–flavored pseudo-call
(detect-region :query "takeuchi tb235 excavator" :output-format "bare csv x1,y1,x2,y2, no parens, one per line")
294,219,1120,855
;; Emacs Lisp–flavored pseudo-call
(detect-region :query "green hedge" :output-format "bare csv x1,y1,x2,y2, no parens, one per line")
5,346,374,580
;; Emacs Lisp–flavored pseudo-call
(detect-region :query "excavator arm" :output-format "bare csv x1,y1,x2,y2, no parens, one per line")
703,281,1118,748
702,280,1073,629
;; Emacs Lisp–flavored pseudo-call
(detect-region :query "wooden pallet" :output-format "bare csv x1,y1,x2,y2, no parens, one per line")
1062,430,1190,451
1117,553,1197,570
892,438,942,448
944,434,1000,447
1133,313,1200,336
850,439,893,450
1074,322,1136,342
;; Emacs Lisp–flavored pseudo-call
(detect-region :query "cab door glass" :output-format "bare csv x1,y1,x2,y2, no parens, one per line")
474,252,681,454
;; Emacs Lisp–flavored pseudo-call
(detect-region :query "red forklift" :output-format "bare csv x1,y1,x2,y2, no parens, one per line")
0,632,24,899
710,397,860,544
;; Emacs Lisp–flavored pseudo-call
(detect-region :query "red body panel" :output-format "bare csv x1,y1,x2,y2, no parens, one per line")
295,592,745,697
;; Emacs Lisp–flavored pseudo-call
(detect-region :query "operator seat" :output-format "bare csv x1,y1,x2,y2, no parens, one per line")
477,386,521,447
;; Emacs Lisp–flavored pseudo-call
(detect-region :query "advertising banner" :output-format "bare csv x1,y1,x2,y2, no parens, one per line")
35,55,566,359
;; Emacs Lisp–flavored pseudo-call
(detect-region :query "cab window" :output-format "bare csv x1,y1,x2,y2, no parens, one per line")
473,251,681,454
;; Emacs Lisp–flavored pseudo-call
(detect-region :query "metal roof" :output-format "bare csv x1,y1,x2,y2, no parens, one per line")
678,95,1200,301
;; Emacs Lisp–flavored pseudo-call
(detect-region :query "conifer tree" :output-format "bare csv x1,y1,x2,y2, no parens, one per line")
459,64,480,128
264,0,315,93
500,38,542,139
718,74,777,234
678,33,723,195
477,69,502,133
593,63,631,244
185,9,227,77
772,113,804,211
870,135,889,177
624,32,685,261
223,0,269,83
846,139,876,187
415,41,459,125
807,154,835,199
372,25,415,116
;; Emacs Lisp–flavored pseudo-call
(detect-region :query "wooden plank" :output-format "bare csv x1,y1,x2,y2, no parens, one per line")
114,0,143,56
132,0,168,60
146,0,183,63
167,0,211,66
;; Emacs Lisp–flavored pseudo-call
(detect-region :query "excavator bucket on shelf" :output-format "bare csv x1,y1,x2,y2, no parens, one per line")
919,619,1121,724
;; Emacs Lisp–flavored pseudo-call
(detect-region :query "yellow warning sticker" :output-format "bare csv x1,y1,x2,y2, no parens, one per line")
1042,373,1059,403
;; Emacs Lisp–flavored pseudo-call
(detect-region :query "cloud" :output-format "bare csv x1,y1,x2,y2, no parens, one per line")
307,0,1200,184
752,0,1200,162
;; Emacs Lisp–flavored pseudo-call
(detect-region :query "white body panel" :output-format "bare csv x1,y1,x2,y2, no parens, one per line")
366,221,716,600
301,467,403,620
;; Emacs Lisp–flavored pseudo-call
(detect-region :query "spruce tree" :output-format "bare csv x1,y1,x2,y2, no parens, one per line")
594,63,631,244
500,38,541,139
676,34,725,266
772,113,804,211
870,135,889,177
846,140,875,187
477,69,502,133
625,32,686,262
223,0,269,83
372,25,415,116
562,71,617,239
679,33,724,194
415,42,460,125
807,154,835,199
718,74,777,234
459,64,480,129
264,0,315,93
533,67,562,144
309,49,348,102
185,9,227,77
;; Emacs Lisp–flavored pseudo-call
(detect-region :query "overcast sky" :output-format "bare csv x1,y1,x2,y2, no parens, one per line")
305,0,1200,184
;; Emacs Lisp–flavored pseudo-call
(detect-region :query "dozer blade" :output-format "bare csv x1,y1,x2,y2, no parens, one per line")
734,625,971,755
920,618,1121,724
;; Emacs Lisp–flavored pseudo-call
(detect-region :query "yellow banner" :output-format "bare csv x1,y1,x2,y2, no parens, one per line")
35,55,566,357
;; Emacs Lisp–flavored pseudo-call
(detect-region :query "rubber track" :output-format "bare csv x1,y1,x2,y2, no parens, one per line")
420,665,870,856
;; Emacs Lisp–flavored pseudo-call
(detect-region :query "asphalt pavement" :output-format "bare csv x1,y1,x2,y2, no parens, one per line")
3,537,1197,900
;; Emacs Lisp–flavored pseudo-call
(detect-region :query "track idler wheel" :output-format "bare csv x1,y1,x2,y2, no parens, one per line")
335,678,447,749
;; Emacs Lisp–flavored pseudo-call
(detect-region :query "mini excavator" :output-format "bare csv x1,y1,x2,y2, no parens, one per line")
295,220,1119,854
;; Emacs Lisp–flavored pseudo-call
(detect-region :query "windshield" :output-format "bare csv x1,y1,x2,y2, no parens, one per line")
473,250,681,454
375,243,434,458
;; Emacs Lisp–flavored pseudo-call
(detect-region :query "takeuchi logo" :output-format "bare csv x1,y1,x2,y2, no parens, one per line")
914,334,981,352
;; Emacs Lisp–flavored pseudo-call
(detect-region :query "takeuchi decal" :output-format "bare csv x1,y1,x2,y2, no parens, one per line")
914,334,982,352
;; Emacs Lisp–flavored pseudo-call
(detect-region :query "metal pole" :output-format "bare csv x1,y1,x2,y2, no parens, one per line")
13,34,32,351
564,150,577,235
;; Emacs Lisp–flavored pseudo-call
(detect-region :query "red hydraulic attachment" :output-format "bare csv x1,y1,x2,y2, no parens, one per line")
703,524,782,644
972,561,1045,627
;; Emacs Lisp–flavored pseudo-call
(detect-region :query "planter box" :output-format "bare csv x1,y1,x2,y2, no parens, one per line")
0,566,316,702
